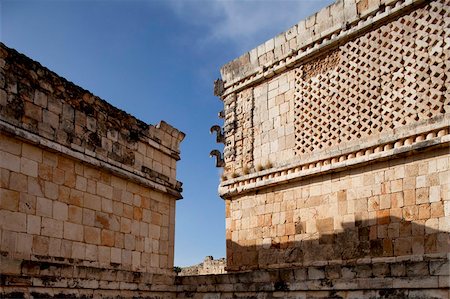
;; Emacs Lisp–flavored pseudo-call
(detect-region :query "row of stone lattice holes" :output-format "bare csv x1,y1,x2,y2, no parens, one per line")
294,1,449,155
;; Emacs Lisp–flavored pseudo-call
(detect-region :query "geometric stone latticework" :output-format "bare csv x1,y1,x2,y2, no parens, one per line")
295,1,448,155
0,42,185,298
218,0,450,278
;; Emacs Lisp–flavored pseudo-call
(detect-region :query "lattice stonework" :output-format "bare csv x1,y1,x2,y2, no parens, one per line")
294,2,448,155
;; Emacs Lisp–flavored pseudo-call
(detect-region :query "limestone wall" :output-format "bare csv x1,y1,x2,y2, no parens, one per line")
0,43,184,195
177,257,449,298
0,43,183,297
215,0,450,277
0,133,177,273
179,256,227,276
225,149,449,271
219,0,449,177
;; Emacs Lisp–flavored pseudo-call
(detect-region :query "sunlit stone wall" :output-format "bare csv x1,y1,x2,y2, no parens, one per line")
216,0,450,280
0,43,184,297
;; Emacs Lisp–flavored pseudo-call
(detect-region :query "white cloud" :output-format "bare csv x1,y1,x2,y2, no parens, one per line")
166,0,334,53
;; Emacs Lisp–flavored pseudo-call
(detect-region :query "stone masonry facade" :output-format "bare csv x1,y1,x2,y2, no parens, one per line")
0,43,184,297
1,0,449,298
205,0,450,297
179,256,227,276
219,0,449,177
218,0,449,268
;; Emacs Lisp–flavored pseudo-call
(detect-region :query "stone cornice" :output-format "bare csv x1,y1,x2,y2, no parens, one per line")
219,115,450,198
0,118,183,200
219,0,429,98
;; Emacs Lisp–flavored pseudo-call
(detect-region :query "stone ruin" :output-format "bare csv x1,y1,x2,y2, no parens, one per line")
1,0,449,298
179,256,226,276
0,43,185,297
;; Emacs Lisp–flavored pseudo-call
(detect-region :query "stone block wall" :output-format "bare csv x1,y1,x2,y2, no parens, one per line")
220,0,449,176
177,257,449,298
0,43,184,192
1,0,449,297
179,256,227,276
215,0,450,279
0,133,177,273
225,148,449,271
0,43,184,297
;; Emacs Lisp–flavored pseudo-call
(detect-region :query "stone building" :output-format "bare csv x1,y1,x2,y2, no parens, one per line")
203,0,450,297
0,43,184,297
1,0,449,297
179,256,227,276
216,0,449,272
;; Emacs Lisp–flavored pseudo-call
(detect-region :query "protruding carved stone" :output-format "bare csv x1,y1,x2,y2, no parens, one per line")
210,150,225,167
218,110,225,119
214,79,224,97
210,125,224,143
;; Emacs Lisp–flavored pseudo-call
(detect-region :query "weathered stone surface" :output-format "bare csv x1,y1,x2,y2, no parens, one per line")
0,41,184,297
0,43,184,198
217,0,450,274
175,258,449,298
1,0,450,297
180,256,227,276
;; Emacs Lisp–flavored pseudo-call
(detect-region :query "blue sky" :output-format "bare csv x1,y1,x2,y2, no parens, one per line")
1,0,333,267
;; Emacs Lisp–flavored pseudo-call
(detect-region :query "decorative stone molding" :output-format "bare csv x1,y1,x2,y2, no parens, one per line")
220,121,449,198
216,0,449,277
0,42,185,191
0,119,183,199
210,125,225,144
210,149,225,167
176,254,449,296
219,0,429,97
0,43,183,297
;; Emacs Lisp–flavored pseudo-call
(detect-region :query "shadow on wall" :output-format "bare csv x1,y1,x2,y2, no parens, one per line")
226,216,449,271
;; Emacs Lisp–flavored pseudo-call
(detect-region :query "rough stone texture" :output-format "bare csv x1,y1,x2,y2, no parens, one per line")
1,0,449,297
176,257,449,298
220,0,449,177
0,43,185,196
0,43,183,297
0,257,177,298
180,256,227,276
219,0,443,88
212,0,450,297
224,149,449,271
